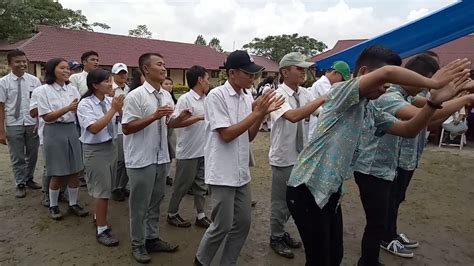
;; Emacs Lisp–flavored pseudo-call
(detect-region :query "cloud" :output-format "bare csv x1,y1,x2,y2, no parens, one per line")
59,0,456,51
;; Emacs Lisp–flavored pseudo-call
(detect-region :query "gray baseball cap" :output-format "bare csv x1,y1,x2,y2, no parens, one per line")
279,52,315,69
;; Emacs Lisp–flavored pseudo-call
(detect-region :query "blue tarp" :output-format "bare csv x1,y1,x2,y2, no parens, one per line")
316,0,474,70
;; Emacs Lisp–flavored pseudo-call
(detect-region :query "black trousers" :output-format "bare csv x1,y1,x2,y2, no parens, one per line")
286,185,343,266
354,172,392,266
383,168,415,242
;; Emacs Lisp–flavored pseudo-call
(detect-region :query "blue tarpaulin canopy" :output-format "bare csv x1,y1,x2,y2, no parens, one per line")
315,0,474,71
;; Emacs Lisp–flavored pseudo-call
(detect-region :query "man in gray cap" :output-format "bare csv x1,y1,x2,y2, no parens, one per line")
268,52,326,259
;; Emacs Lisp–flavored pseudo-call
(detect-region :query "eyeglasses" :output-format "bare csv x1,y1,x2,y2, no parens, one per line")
239,69,260,79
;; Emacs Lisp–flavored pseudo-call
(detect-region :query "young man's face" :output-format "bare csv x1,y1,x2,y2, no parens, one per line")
83,55,99,72
230,69,257,89
283,66,306,86
144,55,167,83
326,70,344,85
114,70,128,85
199,72,211,94
9,55,28,76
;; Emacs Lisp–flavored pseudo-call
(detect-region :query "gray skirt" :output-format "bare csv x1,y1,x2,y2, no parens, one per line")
43,123,84,177
83,141,117,199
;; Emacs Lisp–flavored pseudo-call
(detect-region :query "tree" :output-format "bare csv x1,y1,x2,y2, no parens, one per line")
128,24,152,39
0,0,110,42
194,35,207,46
209,37,223,52
243,33,327,63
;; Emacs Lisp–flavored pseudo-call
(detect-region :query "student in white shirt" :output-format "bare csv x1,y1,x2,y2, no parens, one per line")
122,52,192,264
0,49,42,198
166,65,211,229
77,68,125,247
268,52,327,259
161,76,177,186
36,58,89,220
308,61,350,141
69,50,99,96
110,63,130,202
194,50,284,266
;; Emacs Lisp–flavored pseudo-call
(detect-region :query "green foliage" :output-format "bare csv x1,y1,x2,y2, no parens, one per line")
173,84,190,94
128,24,152,38
194,35,207,45
243,33,327,63
218,69,227,83
209,37,223,52
0,0,110,43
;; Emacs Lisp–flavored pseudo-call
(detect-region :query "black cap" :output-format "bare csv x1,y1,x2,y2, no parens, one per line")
223,50,265,74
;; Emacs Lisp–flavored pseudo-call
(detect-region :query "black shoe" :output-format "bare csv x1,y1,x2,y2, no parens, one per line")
49,206,63,220
270,237,294,258
195,216,212,228
15,184,26,198
97,228,119,247
145,238,179,253
166,176,173,186
26,180,42,189
282,232,302,248
68,204,89,217
92,217,112,230
193,256,203,266
357,258,385,266
41,193,50,207
167,214,191,228
121,187,130,197
111,189,125,202
132,245,151,264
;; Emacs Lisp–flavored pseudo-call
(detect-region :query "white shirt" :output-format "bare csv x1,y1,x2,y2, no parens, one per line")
0,72,42,126
122,81,174,168
36,83,81,123
269,84,313,167
113,83,130,135
204,81,253,187
308,76,332,141
77,95,117,144
174,90,206,160
29,88,44,145
69,71,88,96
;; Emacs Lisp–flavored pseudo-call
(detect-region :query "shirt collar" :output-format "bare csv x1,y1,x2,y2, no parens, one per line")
224,81,238,97
53,82,67,91
280,83,297,96
189,89,203,100
91,95,102,105
10,72,24,80
319,75,330,84
143,81,162,94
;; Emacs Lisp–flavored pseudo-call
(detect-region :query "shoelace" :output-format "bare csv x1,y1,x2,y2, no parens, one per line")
390,240,406,251
399,233,410,243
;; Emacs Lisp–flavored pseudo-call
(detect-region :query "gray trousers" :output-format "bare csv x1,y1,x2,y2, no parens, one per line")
196,183,251,266
168,157,206,215
127,163,167,247
6,125,39,186
270,165,293,238
114,134,128,190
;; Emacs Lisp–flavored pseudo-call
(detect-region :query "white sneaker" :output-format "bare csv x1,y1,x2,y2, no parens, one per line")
380,240,414,258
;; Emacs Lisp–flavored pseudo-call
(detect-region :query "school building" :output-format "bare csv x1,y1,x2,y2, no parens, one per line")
0,25,279,87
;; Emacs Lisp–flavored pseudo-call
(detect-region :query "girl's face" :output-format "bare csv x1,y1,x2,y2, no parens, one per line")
55,61,70,84
94,76,113,96
162,79,173,92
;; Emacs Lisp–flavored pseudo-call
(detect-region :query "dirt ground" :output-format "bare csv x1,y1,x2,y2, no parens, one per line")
0,132,473,265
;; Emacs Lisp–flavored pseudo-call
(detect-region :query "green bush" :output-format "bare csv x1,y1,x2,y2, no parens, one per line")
173,84,189,94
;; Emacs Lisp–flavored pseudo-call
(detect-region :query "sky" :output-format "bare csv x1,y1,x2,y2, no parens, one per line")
59,0,457,51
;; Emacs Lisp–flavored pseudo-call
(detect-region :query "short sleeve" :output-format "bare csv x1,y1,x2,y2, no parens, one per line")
29,88,39,111
37,88,53,116
77,99,100,130
0,78,7,103
33,77,42,88
172,94,189,117
270,101,291,122
205,91,231,131
371,103,398,136
325,78,361,114
122,93,142,124
374,92,410,117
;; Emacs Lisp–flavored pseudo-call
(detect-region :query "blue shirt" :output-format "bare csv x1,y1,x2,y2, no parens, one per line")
288,78,396,208
353,85,410,181
77,95,116,144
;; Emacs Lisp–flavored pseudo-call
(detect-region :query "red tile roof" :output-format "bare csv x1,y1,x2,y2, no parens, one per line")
1,25,280,71
308,36,474,67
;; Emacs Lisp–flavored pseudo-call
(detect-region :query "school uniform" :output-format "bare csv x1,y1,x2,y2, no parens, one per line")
268,83,312,239
0,72,41,187
308,75,332,141
36,83,83,176
287,78,397,265
112,83,129,192
77,95,118,199
29,89,48,191
196,81,253,265
167,90,207,217
122,81,173,248
69,70,89,96
352,85,411,264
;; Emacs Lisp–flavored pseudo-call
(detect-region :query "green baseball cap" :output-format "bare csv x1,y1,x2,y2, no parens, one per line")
331,61,351,81
279,52,315,69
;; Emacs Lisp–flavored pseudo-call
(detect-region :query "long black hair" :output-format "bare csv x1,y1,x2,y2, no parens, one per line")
82,68,111,99
44,58,70,85
129,69,144,92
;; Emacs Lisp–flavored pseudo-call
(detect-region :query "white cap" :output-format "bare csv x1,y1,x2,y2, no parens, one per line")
112,63,128,74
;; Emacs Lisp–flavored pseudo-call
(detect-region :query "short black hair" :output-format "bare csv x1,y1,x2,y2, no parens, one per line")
354,45,402,77
405,53,440,77
83,68,111,99
129,69,144,91
186,65,208,89
81,50,99,63
164,76,173,83
44,58,68,85
138,52,164,76
7,49,26,64
423,50,439,59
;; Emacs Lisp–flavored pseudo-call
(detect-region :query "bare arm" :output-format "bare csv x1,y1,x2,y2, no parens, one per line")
30,108,38,118
122,106,173,135
217,112,264,143
168,115,204,128
42,99,78,123
385,104,436,138
0,103,6,144
282,96,325,123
